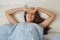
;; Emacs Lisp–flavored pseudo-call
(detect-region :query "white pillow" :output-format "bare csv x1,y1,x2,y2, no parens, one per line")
14,11,25,23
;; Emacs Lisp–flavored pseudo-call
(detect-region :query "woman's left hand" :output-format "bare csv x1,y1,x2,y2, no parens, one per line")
33,8,38,12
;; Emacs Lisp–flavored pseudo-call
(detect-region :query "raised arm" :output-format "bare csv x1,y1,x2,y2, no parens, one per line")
37,7,56,28
5,8,24,24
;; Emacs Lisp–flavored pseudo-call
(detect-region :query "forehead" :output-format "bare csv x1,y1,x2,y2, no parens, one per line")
27,11,35,14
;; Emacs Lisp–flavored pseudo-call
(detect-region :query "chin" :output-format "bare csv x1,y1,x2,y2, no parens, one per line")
27,20,32,22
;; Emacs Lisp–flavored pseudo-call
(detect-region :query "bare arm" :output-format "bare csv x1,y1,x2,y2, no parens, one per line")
5,8,24,24
37,7,56,28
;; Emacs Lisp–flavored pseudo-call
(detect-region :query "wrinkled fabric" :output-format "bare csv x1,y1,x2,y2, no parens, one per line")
0,23,43,40
0,23,60,40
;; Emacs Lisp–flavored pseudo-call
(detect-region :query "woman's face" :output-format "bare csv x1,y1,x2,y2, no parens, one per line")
26,8,36,22
26,12,35,22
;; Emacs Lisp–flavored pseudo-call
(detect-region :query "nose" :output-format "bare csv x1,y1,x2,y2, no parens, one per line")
28,13,33,17
29,13,32,16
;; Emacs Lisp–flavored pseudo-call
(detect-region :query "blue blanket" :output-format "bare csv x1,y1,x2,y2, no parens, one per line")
0,23,60,40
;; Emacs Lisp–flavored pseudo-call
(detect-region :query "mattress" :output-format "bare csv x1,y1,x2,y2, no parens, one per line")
44,32,60,39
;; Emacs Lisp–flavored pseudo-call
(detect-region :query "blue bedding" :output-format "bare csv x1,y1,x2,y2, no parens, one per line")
0,23,60,40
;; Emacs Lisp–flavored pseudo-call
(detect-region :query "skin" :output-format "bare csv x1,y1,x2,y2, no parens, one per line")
25,7,37,23
5,6,56,28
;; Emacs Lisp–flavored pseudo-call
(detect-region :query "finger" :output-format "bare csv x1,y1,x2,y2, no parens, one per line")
31,7,35,10
32,8,37,13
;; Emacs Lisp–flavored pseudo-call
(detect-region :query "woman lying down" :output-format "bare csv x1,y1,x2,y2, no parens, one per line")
0,5,60,40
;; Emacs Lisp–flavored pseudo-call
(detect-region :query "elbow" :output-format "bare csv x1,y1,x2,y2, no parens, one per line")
49,13,56,19
5,10,12,15
53,14,56,18
50,13,56,18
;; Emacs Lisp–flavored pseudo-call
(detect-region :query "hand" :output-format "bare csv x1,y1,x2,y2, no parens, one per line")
33,7,38,12
30,7,38,13
23,7,27,11
24,7,38,13
37,7,44,11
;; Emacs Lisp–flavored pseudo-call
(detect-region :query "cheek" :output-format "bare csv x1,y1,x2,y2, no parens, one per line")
26,14,29,19
32,15,35,20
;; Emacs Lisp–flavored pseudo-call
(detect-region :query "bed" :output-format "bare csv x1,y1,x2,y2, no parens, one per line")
44,32,60,39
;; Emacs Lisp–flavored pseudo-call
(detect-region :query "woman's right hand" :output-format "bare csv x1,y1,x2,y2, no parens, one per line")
23,7,28,11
